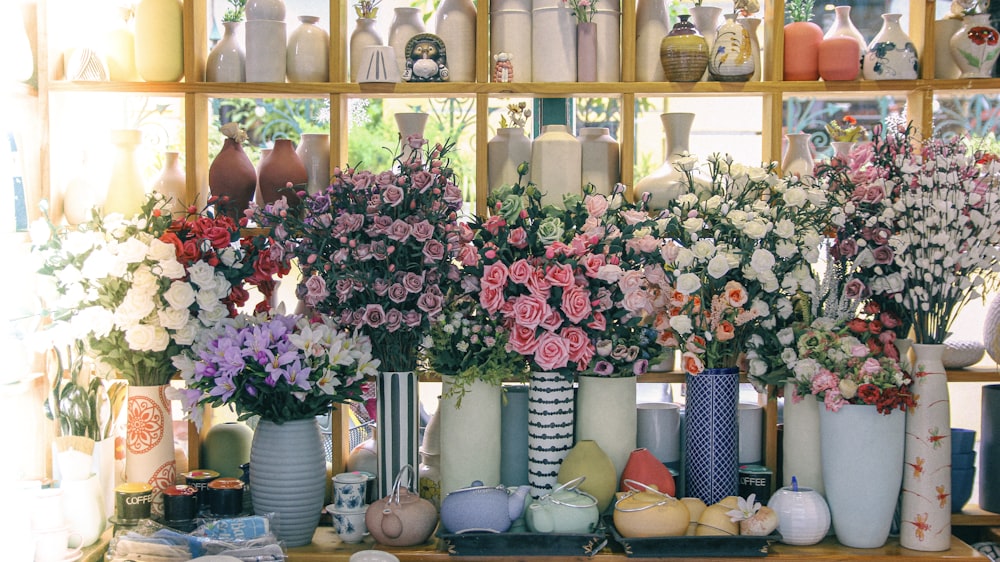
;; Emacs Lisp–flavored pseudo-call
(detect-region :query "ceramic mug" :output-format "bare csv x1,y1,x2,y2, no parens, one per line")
636,403,681,466
333,472,368,510
330,506,368,543
32,488,66,531
33,526,82,562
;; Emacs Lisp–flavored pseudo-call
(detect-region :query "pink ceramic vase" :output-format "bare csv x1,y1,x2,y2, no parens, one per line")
818,36,860,81
783,22,823,80
619,448,676,497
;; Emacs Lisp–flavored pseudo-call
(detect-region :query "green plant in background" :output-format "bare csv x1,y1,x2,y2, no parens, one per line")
222,0,247,22
43,344,127,440
784,0,814,23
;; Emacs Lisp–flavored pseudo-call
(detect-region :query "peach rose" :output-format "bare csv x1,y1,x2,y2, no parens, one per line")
534,332,571,372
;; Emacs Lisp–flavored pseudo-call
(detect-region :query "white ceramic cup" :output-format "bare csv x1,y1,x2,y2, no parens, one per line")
33,526,82,562
738,403,764,464
333,471,369,511
331,506,368,544
358,46,402,83
636,402,681,464
32,488,66,531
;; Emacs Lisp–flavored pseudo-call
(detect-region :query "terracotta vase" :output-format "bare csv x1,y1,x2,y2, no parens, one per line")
783,22,823,81
206,21,246,82
660,15,709,82
208,137,257,220
819,37,861,81
258,139,307,208
619,447,675,497
151,151,186,215
862,13,919,80
635,0,670,81
577,22,597,82
950,14,1000,78
286,15,330,82
557,440,617,513
708,13,754,82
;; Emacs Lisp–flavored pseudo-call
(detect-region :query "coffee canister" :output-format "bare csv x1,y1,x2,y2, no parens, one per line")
162,484,198,531
183,469,220,513
208,477,245,516
738,464,773,504
113,482,154,524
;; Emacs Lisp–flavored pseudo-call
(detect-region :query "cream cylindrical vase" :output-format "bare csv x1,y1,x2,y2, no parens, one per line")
490,0,532,82
439,376,503,496
532,0,577,82
635,0,670,81
433,0,477,82
487,127,532,193
134,0,183,81
530,124,582,208
578,127,620,196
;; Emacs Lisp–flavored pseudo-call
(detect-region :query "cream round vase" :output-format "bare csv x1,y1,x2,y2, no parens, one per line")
287,16,330,82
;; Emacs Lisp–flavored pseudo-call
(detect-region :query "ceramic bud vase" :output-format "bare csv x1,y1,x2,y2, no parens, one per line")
530,124,582,208
594,2,622,82
125,385,176,518
635,0,670,81
134,0,183,81
105,5,138,81
688,6,722,81
708,14,754,82
900,344,951,551
487,127,532,193
389,7,426,75
246,19,287,82
577,22,598,82
575,376,636,485
767,485,830,546
981,384,1000,512
104,129,146,217
781,382,824,494
395,112,429,164
209,137,257,221
819,37,861,81
739,17,762,81
206,21,246,82
557,440,616,513
251,418,325,547
532,0,577,82
527,371,576,498
830,140,857,161
863,14,919,80
824,6,867,67
783,21,823,81
151,151,186,215
375,371,421,498
287,16,329,82
439,376,502,496
578,127,620,196
660,15,709,82
636,112,696,210
950,14,1000,78
782,132,815,178
433,0,477,82
295,133,331,195
258,138,307,208
935,19,964,79
684,367,739,505
349,19,383,82
500,385,530,487
820,404,904,548
490,0,532,82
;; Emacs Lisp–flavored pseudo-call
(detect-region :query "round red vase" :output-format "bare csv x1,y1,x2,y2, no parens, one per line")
783,22,824,81
209,138,257,221
619,447,676,497
819,36,861,81
258,138,307,209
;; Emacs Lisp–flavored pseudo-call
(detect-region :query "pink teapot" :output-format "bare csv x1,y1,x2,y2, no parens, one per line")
365,465,437,546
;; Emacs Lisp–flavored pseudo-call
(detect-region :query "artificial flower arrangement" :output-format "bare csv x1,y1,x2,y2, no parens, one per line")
562,0,599,23
174,311,379,425
32,193,289,386
654,153,833,379
253,135,465,371
825,115,867,143
462,179,671,380
499,102,532,129
734,0,760,16
355,0,380,19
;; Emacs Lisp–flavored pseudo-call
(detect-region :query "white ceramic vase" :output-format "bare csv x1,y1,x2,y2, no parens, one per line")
246,0,285,21
530,124,582,208
440,376,502,496
374,371,421,498
389,7,426,75
688,6,723,81
151,151,186,214
767,485,830,546
782,382,824,495
782,132,815,178
246,19,287,82
61,474,106,547
134,0,183,81
739,17,762,81
490,0,532,82
527,371,576,498
206,21,246,82
395,112,429,164
105,5,138,81
950,14,1000,78
984,296,1000,363
350,18,383,83
295,133,330,195
104,129,146,218
433,0,477,82
708,14,754,82
576,375,636,483
635,0,670,81
636,112,695,210
487,127,532,193
62,152,103,225
124,385,176,518
594,1,622,82
532,0,576,82
578,127,620,196
862,13,919,80
287,15,329,82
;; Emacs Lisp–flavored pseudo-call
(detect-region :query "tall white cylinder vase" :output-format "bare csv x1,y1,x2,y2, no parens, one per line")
295,133,331,195
440,376,502,496
389,7,426,76
395,112,429,164
900,343,951,551
579,127,620,196
487,127,532,193
134,0,183,81
433,0,477,82
532,0,576,82
246,19,287,82
375,371,421,499
530,124,582,208
528,371,576,498
782,382,824,495
688,6,722,81
576,375,636,483
635,0,670,81
594,2,621,82
490,0,532,82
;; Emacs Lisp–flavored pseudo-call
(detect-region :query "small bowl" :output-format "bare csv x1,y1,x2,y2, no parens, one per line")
952,450,977,470
942,340,985,368
952,428,977,453
350,551,400,562
952,467,975,513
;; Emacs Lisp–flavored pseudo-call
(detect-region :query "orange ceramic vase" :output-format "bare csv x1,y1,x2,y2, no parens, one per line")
258,138,307,208
619,448,676,497
818,36,861,81
783,22,823,80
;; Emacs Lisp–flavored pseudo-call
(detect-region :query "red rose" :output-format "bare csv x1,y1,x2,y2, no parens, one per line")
847,318,869,333
868,320,883,335
204,225,233,249
180,239,201,263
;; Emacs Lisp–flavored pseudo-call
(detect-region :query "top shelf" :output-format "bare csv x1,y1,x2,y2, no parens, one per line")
638,364,1000,384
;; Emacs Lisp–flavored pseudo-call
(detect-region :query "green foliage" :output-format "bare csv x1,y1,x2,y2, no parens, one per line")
222,0,247,22
784,0,815,23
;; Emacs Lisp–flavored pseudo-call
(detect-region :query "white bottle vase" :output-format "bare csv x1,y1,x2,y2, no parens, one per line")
532,0,577,82
246,0,285,21
350,18,383,82
389,7,426,75
105,5,138,81
935,18,964,79
395,112,429,164
636,112,695,210
782,133,815,178
635,0,670,81
709,14,754,81
490,0,532,82
594,1,621,82
739,17,762,81
61,474,106,547
862,14,918,80
151,151,187,214
104,129,147,217
296,133,331,195
487,127,532,193
434,0,477,82
246,19,287,82
287,15,330,82
530,124,582,208
688,6,723,81
62,152,104,225
134,0,183,81
950,14,1000,78
579,127,620,196
824,6,867,65
206,21,246,82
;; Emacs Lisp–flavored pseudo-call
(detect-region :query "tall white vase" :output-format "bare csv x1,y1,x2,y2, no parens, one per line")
134,0,183,81
862,13,919,80
490,0,532,82
782,132,815,178
287,15,329,82
578,127,620,196
688,6,722,81
950,14,1000,78
740,17,762,81
782,382,824,495
124,385,176,518
635,0,670,81
151,151,186,214
440,376,502,496
395,112,429,164
246,19,287,82
708,14,754,82
594,2,621,82
532,0,576,82
636,112,695,210
105,5,139,81
389,7,426,75
900,343,951,551
575,376,636,483
206,21,246,82
434,0,477,82
530,124,582,208
487,127,532,193
527,371,576,498
104,129,146,218
295,133,331,195
62,151,103,225
350,18,383,83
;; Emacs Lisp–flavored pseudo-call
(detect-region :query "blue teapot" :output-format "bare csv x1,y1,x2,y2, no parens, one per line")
439,481,531,533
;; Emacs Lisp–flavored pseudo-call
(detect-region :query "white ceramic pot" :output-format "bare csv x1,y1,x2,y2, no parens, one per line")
206,21,246,82
134,0,183,81
593,2,621,82
389,7,426,75
862,13,918,80
530,124,582,208
245,19,287,82
708,14,754,82
295,133,331,195
782,132,815,178
935,18,964,79
440,376,503,496
350,18,383,83
532,1,576,82
490,0,532,82
635,0,670,81
433,0,477,82
487,127,532,193
578,127,620,196
287,15,330,82
950,14,1000,78
104,129,146,218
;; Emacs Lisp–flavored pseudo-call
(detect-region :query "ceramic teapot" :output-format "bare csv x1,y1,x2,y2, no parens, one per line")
525,476,600,534
613,479,689,538
365,465,437,546
439,480,531,534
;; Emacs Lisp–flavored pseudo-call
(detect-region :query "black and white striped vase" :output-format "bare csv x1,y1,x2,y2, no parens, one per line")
375,371,421,498
527,371,575,498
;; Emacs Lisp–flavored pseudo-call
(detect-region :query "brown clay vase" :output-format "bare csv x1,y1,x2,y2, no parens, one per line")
818,36,860,81
783,22,824,81
660,15,709,82
208,137,257,221
619,448,676,497
258,138,307,209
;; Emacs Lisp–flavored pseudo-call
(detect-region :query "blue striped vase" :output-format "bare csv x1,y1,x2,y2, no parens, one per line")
375,371,421,498
527,371,576,498
684,367,739,504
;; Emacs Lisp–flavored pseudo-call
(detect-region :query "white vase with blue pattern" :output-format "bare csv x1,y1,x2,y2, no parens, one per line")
683,367,739,505
862,14,918,80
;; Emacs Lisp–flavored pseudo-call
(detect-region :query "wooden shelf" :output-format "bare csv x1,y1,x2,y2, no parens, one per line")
953,504,1000,527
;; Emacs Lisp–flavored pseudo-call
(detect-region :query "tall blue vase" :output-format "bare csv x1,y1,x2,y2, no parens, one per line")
684,367,739,504
500,385,530,488
376,371,421,498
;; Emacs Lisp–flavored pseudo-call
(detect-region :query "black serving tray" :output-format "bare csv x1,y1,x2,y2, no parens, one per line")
605,516,778,558
437,527,609,557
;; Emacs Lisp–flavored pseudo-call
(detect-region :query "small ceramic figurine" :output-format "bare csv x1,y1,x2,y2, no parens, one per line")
493,52,514,82
402,33,449,82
